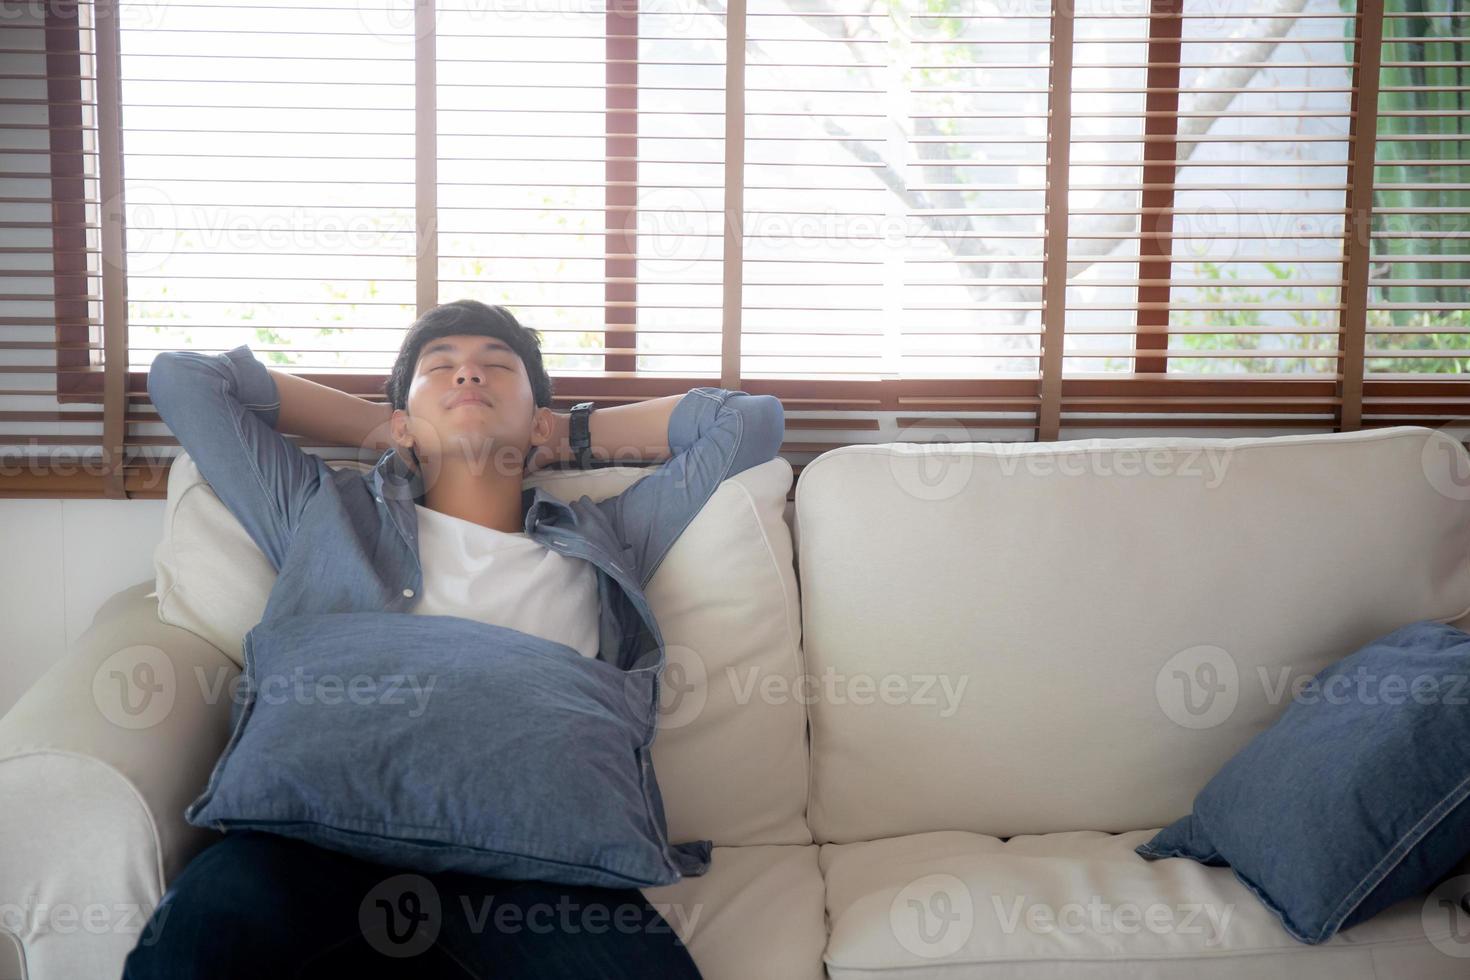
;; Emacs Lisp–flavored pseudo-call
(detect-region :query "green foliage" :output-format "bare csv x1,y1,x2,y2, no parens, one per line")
1122,0,1470,376
1148,261,1338,374
1366,305,1470,372
1344,0,1470,351
1151,259,1470,374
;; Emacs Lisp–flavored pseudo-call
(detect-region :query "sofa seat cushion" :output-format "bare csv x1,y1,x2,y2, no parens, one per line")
642,843,826,980
819,829,1470,980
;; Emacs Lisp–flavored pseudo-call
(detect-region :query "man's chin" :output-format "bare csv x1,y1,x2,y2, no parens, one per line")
440,432,531,477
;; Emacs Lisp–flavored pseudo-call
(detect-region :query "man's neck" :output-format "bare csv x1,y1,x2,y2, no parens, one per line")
421,460,526,534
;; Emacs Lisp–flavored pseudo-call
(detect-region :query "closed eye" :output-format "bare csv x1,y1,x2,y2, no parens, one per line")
429,362,512,372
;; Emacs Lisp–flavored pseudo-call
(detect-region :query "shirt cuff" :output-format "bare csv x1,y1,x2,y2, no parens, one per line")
220,344,283,430
666,387,729,456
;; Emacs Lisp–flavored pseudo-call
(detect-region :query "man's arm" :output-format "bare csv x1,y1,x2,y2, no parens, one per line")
598,387,786,590
536,394,683,468
148,345,326,572
268,368,397,456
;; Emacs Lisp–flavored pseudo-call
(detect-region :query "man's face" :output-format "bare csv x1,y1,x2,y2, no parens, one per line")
391,333,550,476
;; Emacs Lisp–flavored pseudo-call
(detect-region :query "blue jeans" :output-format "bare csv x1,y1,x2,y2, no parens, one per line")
121,830,705,979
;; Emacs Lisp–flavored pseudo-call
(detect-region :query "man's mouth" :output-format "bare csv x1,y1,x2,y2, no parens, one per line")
450,396,491,409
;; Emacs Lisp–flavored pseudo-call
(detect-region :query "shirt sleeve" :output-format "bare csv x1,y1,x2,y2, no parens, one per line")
603,387,785,590
148,343,324,573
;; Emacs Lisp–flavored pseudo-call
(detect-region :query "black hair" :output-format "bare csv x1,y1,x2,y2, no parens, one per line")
384,299,554,413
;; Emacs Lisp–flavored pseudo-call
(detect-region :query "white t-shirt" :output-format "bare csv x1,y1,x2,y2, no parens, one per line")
408,503,602,659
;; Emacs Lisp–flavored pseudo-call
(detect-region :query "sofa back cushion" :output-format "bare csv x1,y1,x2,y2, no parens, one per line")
153,454,810,847
794,425,1470,843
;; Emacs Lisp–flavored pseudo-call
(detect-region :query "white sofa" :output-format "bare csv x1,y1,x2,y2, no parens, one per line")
5,425,1470,980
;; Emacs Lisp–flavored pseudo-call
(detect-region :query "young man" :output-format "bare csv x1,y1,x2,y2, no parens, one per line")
124,299,785,979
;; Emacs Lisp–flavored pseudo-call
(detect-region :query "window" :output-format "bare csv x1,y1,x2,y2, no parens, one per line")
4,0,1466,498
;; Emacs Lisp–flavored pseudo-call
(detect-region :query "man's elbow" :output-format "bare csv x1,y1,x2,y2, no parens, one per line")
732,394,785,473
146,352,182,413
754,395,785,461
147,350,228,427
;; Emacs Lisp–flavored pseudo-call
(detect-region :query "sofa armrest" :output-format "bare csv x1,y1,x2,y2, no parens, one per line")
0,579,238,980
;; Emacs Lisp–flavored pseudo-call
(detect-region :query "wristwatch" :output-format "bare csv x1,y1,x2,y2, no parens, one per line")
569,401,596,469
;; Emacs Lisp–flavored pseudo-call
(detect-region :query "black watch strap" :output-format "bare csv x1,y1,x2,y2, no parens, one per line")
570,401,596,468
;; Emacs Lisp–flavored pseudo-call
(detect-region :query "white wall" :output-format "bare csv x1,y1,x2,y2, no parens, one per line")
0,499,165,719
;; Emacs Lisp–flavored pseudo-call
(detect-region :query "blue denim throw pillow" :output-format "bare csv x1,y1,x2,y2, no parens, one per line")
184,611,712,888
1137,620,1470,943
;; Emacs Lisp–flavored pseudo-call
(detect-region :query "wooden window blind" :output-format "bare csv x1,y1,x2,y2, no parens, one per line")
1057,0,1362,435
4,0,1468,499
433,0,729,395
2,0,114,496
739,0,1055,449
118,1,420,376
1362,0,1470,425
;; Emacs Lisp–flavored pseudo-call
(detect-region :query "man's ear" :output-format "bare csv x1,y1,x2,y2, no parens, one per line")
388,408,420,472
389,407,411,450
530,405,554,448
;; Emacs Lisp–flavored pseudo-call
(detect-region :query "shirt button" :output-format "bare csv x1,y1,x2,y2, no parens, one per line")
376,496,383,503
402,588,415,597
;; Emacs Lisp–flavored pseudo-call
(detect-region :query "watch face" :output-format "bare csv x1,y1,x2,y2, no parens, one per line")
571,405,592,451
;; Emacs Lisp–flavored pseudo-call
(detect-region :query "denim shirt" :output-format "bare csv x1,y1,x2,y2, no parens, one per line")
147,344,787,675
